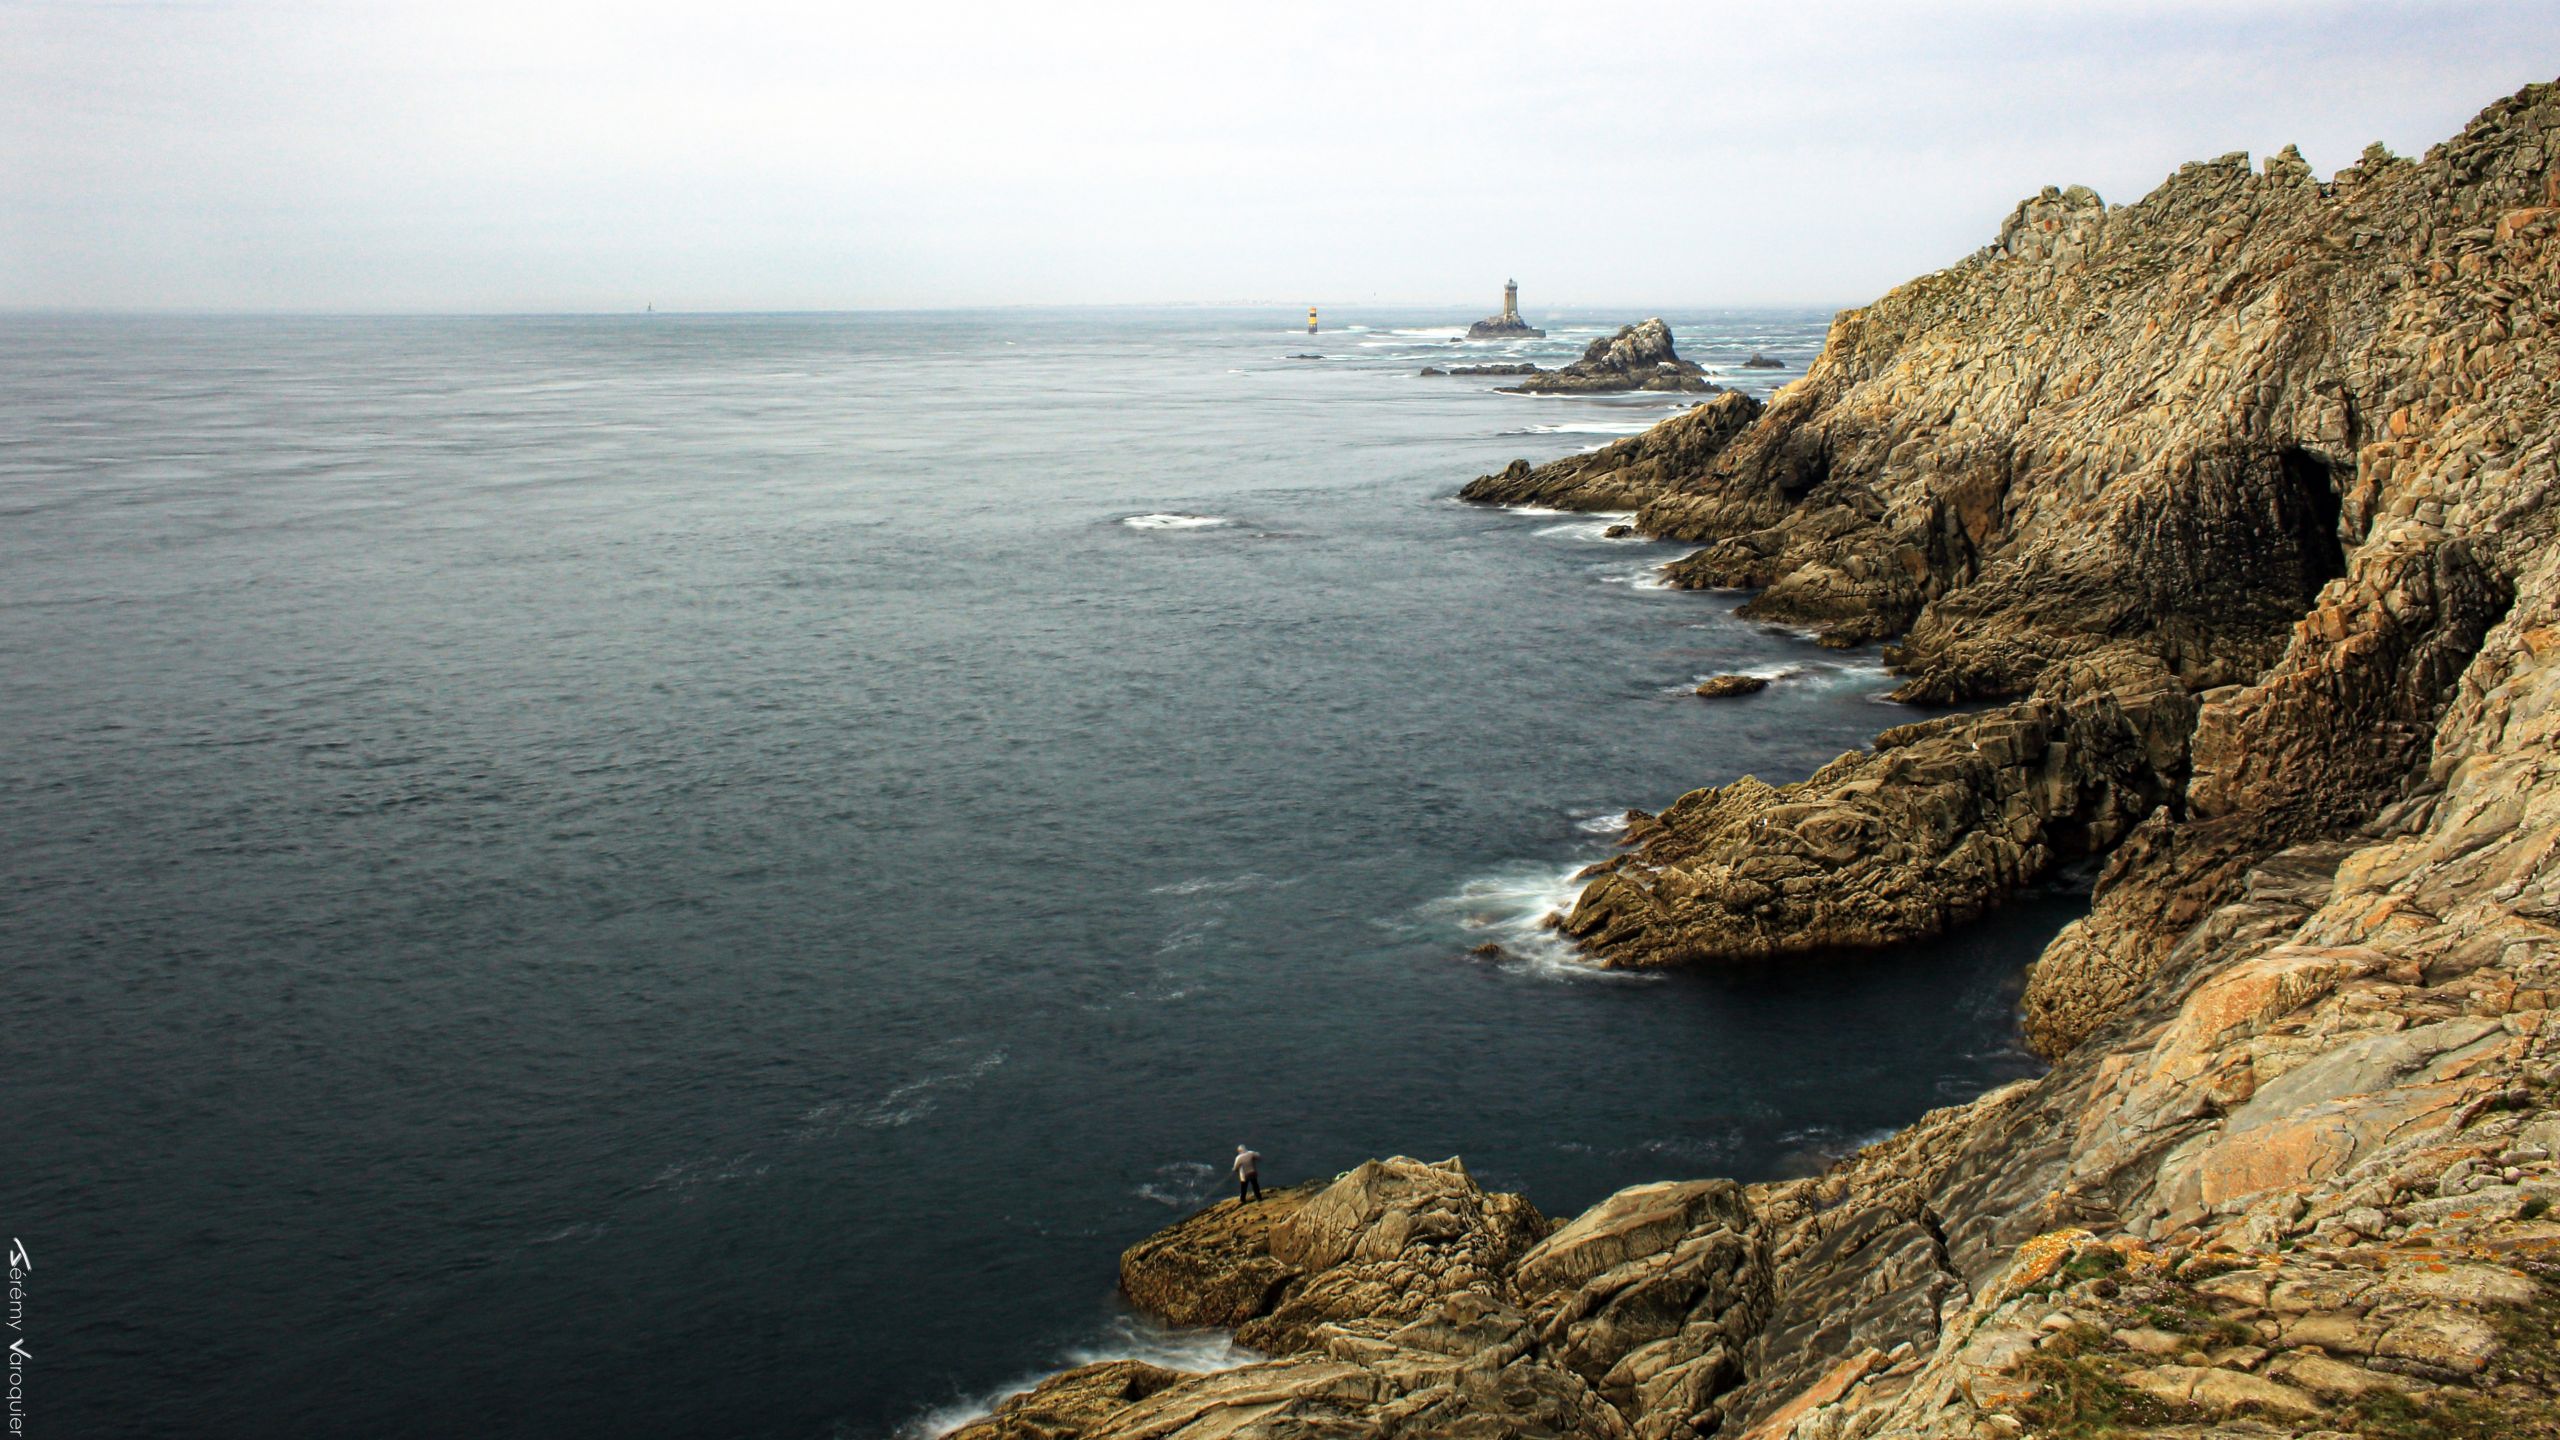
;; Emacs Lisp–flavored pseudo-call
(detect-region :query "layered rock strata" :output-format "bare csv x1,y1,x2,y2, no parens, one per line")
952,80,2560,1440
1506,320,1718,394
1459,393,1763,511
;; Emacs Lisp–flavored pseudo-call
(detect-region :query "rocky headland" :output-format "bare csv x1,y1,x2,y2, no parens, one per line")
1506,319,1719,394
952,81,2560,1440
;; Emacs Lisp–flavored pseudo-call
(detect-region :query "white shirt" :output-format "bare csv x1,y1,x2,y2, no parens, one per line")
1233,1149,1260,1178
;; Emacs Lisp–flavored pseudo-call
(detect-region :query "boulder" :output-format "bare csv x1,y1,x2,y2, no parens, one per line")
1506,320,1716,394
1692,674,1769,699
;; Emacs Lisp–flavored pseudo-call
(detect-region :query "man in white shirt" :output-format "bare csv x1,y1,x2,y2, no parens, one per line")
1233,1144,1262,1203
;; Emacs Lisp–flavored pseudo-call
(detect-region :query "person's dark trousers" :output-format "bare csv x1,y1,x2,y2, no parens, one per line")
1239,1175,1262,1202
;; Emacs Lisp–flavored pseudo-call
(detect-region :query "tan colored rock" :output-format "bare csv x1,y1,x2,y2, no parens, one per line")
1458,393,1763,512
1118,1183,1319,1328
2264,1349,2426,1399
978,79,2560,1440
2124,1363,2323,1417
1692,674,1769,699
945,1360,1185,1440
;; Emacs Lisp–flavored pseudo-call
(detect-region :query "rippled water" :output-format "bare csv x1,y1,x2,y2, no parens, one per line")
0,309,2071,1438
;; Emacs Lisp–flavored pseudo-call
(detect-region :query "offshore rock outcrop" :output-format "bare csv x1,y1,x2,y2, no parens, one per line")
951,81,2560,1440
1460,393,1763,511
1508,320,1718,394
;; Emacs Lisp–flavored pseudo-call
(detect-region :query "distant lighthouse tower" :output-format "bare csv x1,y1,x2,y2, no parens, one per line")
1466,279,1544,338
1308,305,1319,335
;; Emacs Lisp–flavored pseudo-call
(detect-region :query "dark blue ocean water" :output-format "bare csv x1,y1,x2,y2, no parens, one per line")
1,309,2070,1438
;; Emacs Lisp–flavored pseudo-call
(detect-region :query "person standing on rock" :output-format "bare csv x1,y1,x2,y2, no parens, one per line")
1232,1144,1262,1203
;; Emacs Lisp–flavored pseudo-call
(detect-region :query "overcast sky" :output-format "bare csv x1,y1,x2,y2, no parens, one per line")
5,1,2556,312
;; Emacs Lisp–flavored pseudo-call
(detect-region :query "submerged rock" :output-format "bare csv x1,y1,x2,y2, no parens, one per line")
1692,673,1769,699
1740,352,1786,369
1506,319,1716,394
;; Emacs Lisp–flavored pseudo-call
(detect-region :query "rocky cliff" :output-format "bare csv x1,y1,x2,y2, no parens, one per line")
950,81,2560,1440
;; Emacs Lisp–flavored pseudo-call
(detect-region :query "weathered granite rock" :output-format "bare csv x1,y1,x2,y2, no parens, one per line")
1741,353,1786,369
945,1360,1186,1440
1565,647,2195,968
1508,320,1717,394
1458,393,1763,512
1513,1181,1769,1436
1119,1158,1548,1355
1247,1155,1549,1352
961,80,2560,1440
1692,674,1769,699
1120,1182,1321,1328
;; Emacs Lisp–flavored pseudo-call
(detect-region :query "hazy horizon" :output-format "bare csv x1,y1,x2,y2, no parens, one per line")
7,1,2557,314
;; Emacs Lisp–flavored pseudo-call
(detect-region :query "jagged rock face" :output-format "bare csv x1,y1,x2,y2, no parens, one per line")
1459,394,1764,512
1510,320,1717,394
1565,646,2196,968
1463,81,2560,1008
1119,1182,1322,1328
1248,1155,1549,1351
1116,1157,1549,1356
963,81,2560,1440
945,1360,1187,1440
1512,1181,1770,1439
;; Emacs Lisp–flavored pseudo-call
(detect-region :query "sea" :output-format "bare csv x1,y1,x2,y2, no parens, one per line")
0,308,2075,1438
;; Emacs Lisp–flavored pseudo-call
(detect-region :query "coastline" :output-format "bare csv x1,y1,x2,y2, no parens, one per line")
945,78,2560,1440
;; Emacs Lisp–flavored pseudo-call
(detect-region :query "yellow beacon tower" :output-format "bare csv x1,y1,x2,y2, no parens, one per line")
1307,306,1319,335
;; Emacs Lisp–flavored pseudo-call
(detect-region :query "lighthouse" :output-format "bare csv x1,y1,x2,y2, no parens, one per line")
1466,278,1545,339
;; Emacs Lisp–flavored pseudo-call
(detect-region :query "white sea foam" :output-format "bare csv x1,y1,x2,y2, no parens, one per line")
1133,1159,1220,1209
1573,810,1633,837
794,1047,1011,1137
1417,860,1651,982
1534,516,1644,544
1149,873,1286,896
530,1222,608,1245
1122,513,1232,531
904,1315,1257,1437
1596,563,1679,592
1498,421,1658,437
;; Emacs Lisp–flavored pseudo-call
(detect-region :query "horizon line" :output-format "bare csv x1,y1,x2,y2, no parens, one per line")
0,299,1864,321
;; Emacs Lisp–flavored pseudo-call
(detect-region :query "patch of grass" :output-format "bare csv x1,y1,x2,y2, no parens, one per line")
2012,1352,2171,1440
2134,1292,2213,1332
2059,1247,2128,1285
2347,1387,2560,1440
2488,1277,2560,1388
2202,1316,2259,1348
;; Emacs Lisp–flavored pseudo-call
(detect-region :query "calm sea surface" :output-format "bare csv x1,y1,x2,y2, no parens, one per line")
1,309,2072,1438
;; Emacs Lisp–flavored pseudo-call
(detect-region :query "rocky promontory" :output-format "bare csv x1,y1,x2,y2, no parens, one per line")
953,79,2560,1440
1506,319,1718,394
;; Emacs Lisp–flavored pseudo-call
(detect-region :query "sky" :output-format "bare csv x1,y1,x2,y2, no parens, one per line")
4,1,2557,313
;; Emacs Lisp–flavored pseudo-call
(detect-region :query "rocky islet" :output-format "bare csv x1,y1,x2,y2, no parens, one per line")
953,78,2560,1440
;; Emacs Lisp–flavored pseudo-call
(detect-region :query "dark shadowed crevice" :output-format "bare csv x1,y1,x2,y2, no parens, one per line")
2278,445,2348,590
